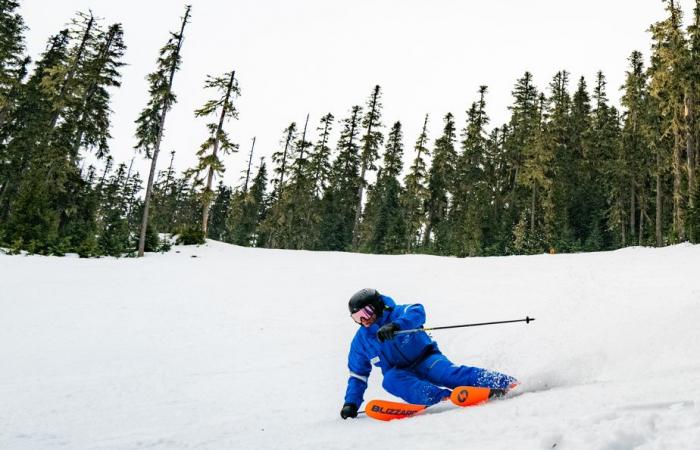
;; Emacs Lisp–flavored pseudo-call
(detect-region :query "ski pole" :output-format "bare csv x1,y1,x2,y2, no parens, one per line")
394,316,535,335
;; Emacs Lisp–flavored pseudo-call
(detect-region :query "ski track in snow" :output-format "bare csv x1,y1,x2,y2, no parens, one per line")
1,242,700,449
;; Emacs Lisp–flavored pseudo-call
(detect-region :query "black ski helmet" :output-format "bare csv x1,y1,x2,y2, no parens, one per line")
348,288,384,315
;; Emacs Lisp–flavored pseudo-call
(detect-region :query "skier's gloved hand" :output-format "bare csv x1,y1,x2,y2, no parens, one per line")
377,322,400,342
340,402,358,419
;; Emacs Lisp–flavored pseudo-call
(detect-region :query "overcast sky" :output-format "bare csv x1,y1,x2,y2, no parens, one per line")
17,0,698,186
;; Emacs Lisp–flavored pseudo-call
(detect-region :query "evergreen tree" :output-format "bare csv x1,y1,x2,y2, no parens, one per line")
423,112,457,253
401,114,430,252
544,71,574,250
134,4,191,256
359,121,405,253
352,85,384,248
449,86,490,256
318,106,362,250
309,113,334,197
207,181,232,241
648,0,688,242
228,157,267,246
588,71,623,249
685,0,700,241
264,121,297,247
0,0,28,130
620,51,652,245
97,162,131,256
504,72,540,253
2,12,125,254
568,76,594,247
191,70,239,235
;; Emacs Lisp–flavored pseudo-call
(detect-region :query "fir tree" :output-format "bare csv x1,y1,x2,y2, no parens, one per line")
318,106,362,250
360,121,405,253
648,0,688,242
449,86,490,256
423,112,457,253
191,70,239,235
352,85,384,248
620,51,651,245
228,158,267,246
134,4,191,256
264,121,297,247
207,181,233,241
0,0,28,130
401,114,430,252
544,71,574,250
309,113,334,197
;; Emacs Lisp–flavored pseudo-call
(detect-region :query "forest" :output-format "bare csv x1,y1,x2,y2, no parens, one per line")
1,0,699,257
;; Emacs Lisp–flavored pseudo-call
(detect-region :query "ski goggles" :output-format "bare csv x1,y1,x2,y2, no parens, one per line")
351,305,376,325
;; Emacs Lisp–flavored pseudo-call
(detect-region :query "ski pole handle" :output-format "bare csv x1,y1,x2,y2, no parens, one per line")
395,316,535,335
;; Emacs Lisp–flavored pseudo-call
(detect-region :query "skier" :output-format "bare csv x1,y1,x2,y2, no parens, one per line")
340,288,518,419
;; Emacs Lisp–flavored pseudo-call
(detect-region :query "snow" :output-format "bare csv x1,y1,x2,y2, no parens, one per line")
1,242,700,449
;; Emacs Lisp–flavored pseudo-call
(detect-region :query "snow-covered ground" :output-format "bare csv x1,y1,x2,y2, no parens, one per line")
1,242,699,449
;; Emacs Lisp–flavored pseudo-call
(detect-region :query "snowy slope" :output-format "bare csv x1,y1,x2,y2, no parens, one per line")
1,242,699,449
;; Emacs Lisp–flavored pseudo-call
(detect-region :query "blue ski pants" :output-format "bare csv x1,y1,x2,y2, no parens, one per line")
381,353,516,406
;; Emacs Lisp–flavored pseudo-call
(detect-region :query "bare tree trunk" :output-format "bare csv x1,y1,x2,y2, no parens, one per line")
620,197,626,246
638,193,644,246
202,70,236,235
629,183,636,240
530,183,537,236
138,6,191,257
686,92,696,210
243,137,255,194
672,127,685,241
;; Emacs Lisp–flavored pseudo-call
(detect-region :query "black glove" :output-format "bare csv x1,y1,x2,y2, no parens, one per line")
377,322,400,342
340,402,358,419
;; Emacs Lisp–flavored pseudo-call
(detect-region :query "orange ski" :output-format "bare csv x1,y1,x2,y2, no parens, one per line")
449,386,492,407
450,383,519,407
364,399,427,421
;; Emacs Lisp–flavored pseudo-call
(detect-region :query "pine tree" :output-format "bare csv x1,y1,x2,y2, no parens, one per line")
0,30,70,226
66,23,126,161
620,51,652,245
270,122,297,202
134,4,191,256
318,106,362,250
449,86,490,256
264,121,297,247
568,76,594,247
228,158,267,246
97,162,131,256
685,0,700,241
0,0,28,130
401,114,430,252
588,71,623,249
207,181,233,241
544,71,574,250
309,113,334,197
504,72,540,253
359,121,405,253
352,85,384,248
423,112,457,253
2,12,125,253
648,0,688,242
191,70,239,235
285,113,316,248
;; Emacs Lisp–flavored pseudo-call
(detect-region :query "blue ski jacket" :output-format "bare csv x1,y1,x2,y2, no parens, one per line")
343,295,439,407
